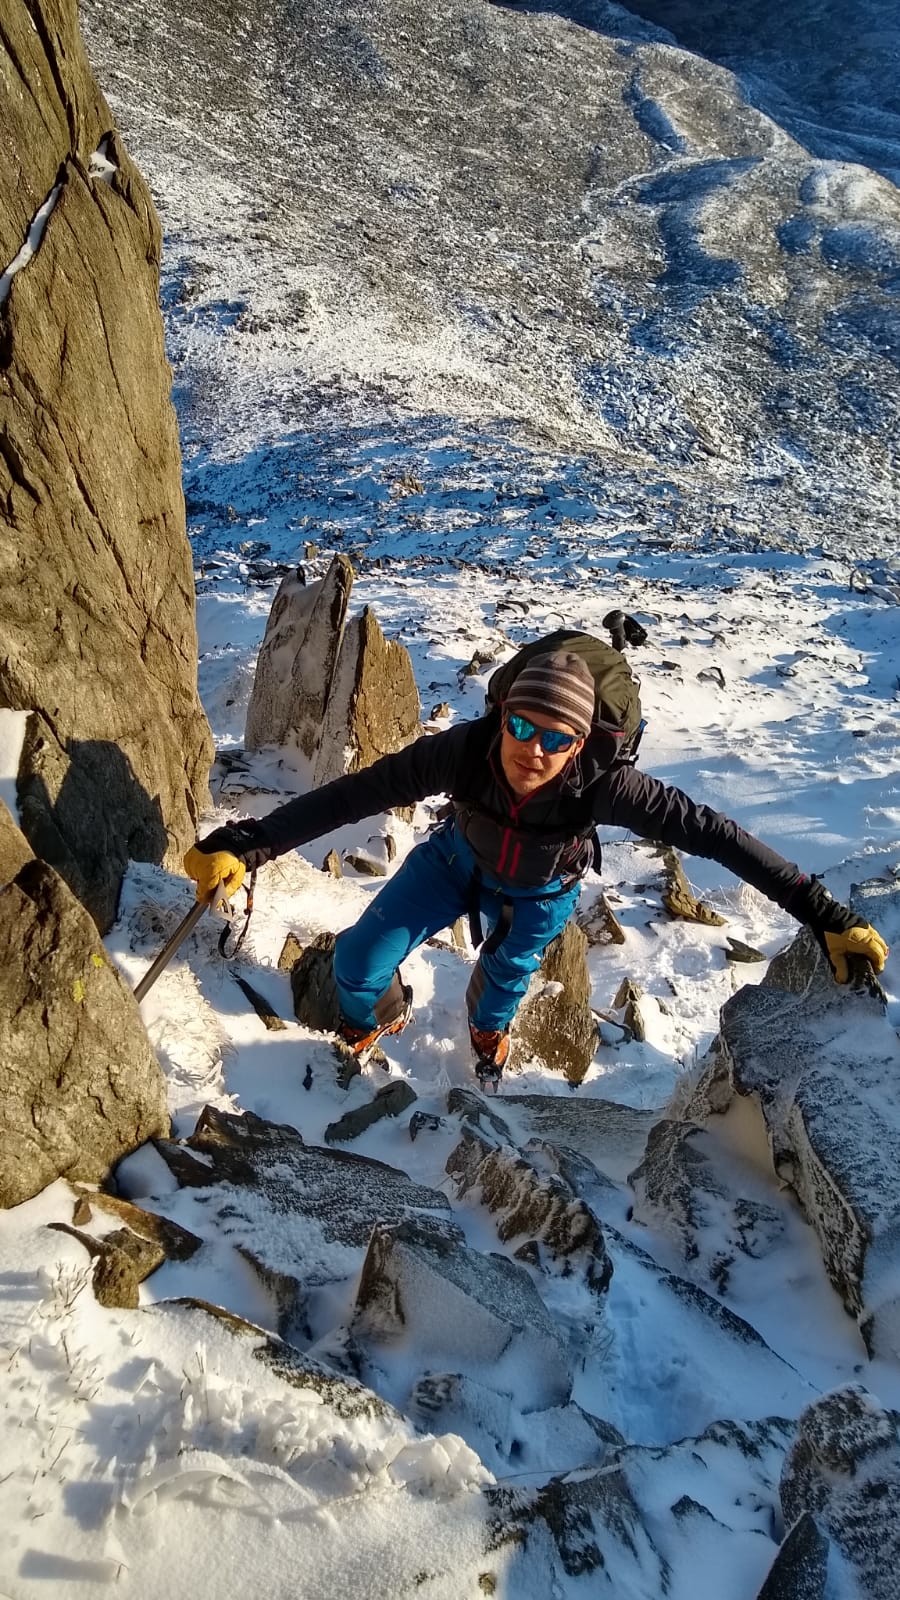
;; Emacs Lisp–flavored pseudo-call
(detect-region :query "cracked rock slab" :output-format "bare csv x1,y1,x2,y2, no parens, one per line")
150,1104,451,1292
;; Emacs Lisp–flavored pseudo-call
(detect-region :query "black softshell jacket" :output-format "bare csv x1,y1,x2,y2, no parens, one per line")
226,711,825,925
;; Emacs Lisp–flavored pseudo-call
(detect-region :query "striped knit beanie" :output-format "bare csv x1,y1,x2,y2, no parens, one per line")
504,650,596,736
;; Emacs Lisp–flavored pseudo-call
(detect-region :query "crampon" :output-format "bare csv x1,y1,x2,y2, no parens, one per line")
469,1024,510,1094
338,986,413,1065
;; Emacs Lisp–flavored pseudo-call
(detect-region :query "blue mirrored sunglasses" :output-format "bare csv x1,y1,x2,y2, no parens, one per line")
504,712,579,754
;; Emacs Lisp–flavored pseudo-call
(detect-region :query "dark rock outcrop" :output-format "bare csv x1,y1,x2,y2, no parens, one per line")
1,0,213,932
0,851,170,1206
756,1512,829,1600
324,1079,417,1144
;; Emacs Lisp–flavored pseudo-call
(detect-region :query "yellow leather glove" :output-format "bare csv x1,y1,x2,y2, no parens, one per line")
824,923,889,984
183,845,246,902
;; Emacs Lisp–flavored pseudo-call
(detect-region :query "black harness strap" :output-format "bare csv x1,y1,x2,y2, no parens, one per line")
468,866,515,954
218,868,257,961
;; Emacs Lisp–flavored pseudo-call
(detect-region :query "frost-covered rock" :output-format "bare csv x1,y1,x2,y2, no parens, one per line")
446,1123,612,1296
688,877,900,1354
244,555,352,756
353,1214,574,1411
629,1118,784,1293
411,1370,624,1476
0,857,169,1206
489,1417,794,1593
779,1386,900,1600
503,1094,659,1186
148,1105,451,1324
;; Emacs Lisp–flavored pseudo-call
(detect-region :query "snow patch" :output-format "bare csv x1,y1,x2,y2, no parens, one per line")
0,186,61,305
0,708,29,824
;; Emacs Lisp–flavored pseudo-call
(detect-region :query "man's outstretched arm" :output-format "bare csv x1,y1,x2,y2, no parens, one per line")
596,765,889,983
183,722,477,900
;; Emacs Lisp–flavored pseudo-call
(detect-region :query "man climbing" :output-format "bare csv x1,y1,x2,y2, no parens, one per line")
184,650,888,1085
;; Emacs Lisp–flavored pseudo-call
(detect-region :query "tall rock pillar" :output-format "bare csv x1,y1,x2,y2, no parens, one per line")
0,0,213,930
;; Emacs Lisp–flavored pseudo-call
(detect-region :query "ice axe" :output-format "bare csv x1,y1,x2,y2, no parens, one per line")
133,891,219,1002
133,869,257,1003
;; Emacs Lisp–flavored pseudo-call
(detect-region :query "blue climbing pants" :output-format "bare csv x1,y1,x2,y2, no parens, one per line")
332,822,580,1031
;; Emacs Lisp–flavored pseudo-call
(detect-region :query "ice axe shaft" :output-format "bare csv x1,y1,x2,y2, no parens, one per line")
134,892,217,1002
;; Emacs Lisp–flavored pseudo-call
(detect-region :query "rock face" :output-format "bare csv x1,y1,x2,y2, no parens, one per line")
244,557,353,757
779,1387,900,1600
0,852,170,1206
0,0,213,932
312,605,421,786
514,920,597,1083
0,796,32,885
685,876,900,1355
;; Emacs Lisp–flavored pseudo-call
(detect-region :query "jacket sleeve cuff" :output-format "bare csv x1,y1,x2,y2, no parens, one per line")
786,875,863,935
195,819,275,870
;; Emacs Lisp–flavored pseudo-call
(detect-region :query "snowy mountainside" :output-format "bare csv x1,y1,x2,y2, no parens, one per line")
613,0,900,185
80,0,900,549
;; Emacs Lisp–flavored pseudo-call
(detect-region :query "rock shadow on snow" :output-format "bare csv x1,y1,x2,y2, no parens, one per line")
16,731,170,933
